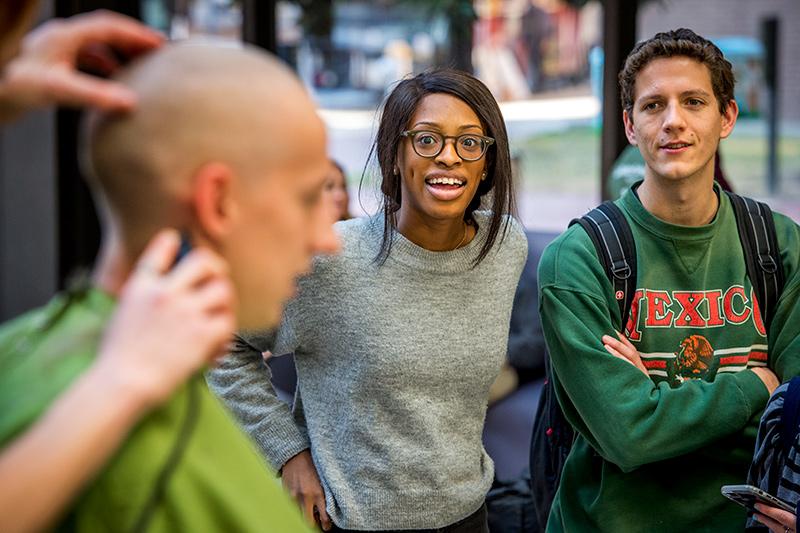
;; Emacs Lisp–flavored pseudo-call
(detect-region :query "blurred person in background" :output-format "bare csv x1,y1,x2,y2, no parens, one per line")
324,159,351,221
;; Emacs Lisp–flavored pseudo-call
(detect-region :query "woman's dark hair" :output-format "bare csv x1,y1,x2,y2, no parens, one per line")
366,68,516,267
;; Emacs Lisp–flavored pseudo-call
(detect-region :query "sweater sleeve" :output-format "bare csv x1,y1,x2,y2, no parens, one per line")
206,312,309,472
766,213,800,381
539,229,770,472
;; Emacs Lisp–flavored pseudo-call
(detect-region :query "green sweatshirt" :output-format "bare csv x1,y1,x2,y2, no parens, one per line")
539,184,800,532
0,285,312,532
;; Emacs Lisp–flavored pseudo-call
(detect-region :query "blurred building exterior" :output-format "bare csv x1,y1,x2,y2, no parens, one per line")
1,0,798,320
639,0,800,121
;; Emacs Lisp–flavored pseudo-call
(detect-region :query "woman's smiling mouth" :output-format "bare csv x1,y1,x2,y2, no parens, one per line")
424,174,467,201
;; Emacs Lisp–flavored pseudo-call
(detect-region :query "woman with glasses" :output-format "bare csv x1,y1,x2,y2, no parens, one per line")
209,69,526,533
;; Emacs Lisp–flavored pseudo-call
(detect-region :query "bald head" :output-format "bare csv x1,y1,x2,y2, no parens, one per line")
84,41,337,330
85,42,325,243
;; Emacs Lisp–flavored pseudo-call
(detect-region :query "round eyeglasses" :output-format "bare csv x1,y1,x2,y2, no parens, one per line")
401,130,495,161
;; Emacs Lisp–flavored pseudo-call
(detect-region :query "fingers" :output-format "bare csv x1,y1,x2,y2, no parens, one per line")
616,330,637,350
753,511,784,533
603,343,632,364
65,10,164,54
280,472,291,492
602,332,641,359
43,67,138,112
601,334,621,350
281,453,329,530
78,42,124,76
602,335,633,359
167,248,230,291
302,495,317,529
192,277,235,314
198,313,236,364
316,500,332,531
132,229,180,277
191,280,236,351
207,312,235,342
602,332,648,376
755,503,796,530
131,232,234,338
19,10,164,112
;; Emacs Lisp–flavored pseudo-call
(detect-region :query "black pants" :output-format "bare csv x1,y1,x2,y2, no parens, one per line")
328,504,488,533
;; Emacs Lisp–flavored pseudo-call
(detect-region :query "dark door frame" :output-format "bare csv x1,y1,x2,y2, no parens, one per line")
600,0,638,200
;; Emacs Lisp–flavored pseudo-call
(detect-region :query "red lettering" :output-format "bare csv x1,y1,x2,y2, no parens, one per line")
723,286,751,324
645,290,673,327
751,288,767,336
705,290,724,326
674,292,706,327
625,290,644,341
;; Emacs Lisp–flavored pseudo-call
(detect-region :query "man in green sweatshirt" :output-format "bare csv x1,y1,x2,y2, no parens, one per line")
539,28,800,532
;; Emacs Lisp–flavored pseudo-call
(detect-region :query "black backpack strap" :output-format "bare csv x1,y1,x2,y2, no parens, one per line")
530,202,636,526
570,201,638,328
726,191,785,332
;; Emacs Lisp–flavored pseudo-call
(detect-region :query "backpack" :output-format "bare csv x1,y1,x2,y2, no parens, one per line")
529,191,786,530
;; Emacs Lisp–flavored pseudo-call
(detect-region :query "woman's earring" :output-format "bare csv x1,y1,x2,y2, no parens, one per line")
394,167,399,176
481,172,487,181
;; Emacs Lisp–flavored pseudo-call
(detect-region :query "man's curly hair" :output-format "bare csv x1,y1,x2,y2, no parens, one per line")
619,28,735,116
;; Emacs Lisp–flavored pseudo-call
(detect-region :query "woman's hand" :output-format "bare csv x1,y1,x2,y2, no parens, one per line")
754,502,797,533
282,450,331,531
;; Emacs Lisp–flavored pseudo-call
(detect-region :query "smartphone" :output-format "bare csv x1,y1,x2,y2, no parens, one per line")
721,484,795,514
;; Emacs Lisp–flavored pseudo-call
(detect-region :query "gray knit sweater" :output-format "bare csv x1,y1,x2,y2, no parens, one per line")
208,212,527,530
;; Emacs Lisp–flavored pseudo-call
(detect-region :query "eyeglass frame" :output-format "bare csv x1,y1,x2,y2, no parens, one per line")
400,129,495,162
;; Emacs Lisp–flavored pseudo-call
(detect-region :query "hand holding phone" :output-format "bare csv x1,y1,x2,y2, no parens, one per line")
721,484,794,514
95,229,235,408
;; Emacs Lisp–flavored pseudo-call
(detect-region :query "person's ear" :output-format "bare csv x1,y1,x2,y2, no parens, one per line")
395,146,406,177
623,108,637,146
192,162,238,241
719,99,739,140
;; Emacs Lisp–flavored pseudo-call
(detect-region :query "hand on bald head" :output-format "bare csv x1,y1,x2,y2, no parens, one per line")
84,42,323,249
